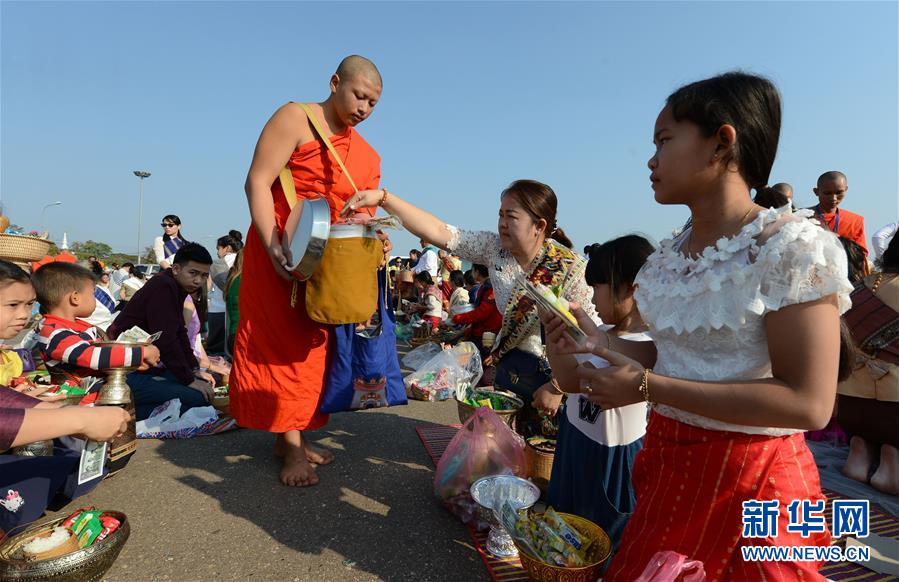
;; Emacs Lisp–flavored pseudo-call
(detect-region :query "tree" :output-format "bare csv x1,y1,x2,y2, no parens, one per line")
70,240,113,260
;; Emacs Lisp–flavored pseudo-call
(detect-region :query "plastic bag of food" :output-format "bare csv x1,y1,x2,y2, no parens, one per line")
433,407,526,523
401,342,443,371
635,551,706,582
405,342,482,401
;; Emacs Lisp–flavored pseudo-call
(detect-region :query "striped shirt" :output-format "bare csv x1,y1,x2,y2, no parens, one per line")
37,315,143,378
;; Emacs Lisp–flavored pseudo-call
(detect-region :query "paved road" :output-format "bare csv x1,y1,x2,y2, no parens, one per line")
69,397,490,582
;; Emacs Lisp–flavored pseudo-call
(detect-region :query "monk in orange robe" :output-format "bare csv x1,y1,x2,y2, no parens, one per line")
811,170,868,255
231,55,383,486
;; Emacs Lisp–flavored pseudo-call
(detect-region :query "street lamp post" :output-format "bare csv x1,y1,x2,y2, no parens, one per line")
40,201,63,234
133,171,151,264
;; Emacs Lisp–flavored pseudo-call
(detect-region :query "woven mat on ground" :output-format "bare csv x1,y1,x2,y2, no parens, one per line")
416,424,899,582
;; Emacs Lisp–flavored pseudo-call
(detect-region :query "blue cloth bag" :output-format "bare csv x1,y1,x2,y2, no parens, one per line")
320,269,407,413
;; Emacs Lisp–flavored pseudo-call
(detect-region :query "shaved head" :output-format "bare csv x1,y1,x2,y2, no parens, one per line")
771,182,793,198
817,171,847,187
335,55,382,87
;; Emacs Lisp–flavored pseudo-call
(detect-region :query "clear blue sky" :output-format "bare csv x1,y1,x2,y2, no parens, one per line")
2,1,897,259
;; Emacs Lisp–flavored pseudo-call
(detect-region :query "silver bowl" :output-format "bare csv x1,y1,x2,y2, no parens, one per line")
470,475,540,558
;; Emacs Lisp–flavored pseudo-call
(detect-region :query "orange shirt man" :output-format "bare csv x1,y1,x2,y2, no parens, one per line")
811,170,868,255
231,56,383,487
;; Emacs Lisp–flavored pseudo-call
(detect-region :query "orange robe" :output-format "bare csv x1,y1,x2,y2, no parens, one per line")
814,206,868,255
230,125,380,432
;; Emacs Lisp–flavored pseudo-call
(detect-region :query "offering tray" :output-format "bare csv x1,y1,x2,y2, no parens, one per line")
470,475,540,558
0,511,131,581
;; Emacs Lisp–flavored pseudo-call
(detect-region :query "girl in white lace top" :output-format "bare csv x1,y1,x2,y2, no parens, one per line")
342,179,598,434
544,73,852,581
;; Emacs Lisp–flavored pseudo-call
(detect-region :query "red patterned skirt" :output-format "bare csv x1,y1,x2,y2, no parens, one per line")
606,412,829,581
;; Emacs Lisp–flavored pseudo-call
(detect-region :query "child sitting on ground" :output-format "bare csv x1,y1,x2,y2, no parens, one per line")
0,259,131,537
31,263,160,381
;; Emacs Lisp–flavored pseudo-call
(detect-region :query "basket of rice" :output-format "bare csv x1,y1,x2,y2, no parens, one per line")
0,508,130,581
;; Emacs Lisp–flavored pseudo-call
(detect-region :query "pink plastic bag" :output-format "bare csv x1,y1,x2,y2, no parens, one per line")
635,551,706,582
433,407,526,525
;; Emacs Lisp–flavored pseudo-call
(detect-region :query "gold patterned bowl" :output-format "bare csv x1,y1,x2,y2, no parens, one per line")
0,511,130,581
513,512,612,582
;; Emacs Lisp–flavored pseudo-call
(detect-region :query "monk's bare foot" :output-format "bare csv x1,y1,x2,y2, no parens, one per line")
871,444,899,496
280,451,320,487
305,444,334,466
843,436,874,483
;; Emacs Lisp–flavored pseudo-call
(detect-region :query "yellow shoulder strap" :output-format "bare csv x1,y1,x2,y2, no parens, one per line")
278,103,359,209
298,102,359,192
279,167,298,210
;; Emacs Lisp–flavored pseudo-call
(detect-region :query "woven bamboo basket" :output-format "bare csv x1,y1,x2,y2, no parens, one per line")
456,388,523,428
0,234,51,263
524,439,556,493
514,512,612,582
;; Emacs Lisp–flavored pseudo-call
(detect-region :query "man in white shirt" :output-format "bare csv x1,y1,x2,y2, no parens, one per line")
872,221,898,262
413,239,440,278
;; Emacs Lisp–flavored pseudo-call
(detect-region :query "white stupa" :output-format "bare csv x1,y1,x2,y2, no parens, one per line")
60,232,69,250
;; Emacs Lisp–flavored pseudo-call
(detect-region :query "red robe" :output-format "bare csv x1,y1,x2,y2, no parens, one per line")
230,124,380,432
814,207,868,255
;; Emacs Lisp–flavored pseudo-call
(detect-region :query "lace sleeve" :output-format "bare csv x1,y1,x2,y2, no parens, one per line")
445,226,500,267
560,256,601,325
757,218,854,315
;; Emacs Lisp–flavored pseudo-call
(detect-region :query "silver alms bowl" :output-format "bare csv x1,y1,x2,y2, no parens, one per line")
470,475,540,558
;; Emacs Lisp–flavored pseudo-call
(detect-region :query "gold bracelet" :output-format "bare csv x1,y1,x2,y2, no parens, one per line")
547,379,564,395
378,188,389,207
638,368,653,403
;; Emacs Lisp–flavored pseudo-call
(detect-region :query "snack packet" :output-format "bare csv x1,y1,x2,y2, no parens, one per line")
71,510,103,547
543,507,591,553
61,506,95,529
94,515,121,543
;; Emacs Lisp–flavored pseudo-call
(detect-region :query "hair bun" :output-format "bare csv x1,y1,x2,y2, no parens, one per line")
229,230,243,242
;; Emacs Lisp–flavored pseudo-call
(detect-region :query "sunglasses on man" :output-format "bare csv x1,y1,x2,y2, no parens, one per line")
161,223,177,228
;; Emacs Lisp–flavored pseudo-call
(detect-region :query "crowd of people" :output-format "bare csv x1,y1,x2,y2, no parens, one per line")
1,55,897,580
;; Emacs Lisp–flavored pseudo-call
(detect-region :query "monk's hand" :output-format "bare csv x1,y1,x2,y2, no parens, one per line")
341,189,385,218
575,342,645,409
266,239,293,281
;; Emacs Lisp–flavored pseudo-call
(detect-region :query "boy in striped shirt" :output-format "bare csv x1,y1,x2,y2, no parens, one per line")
31,263,159,380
